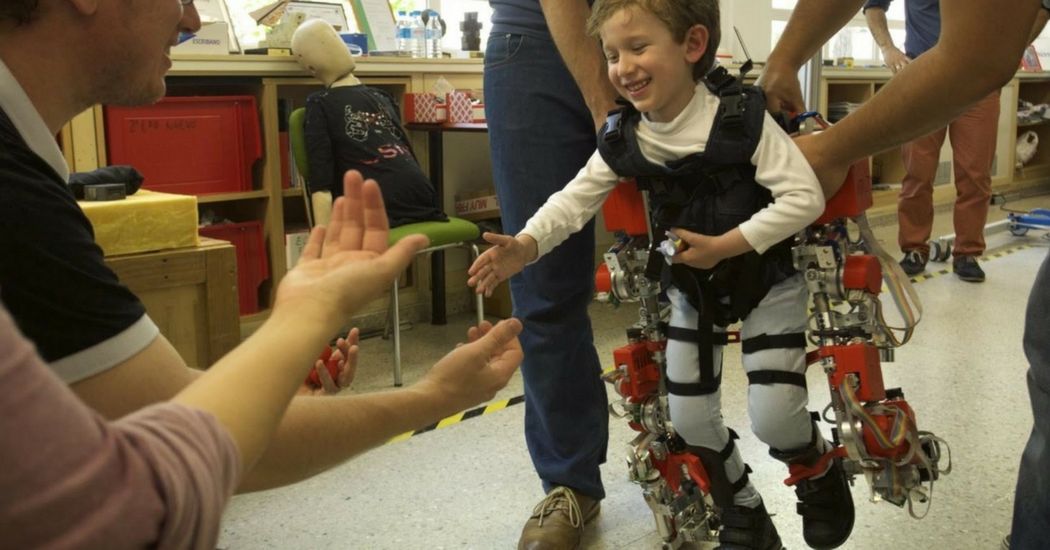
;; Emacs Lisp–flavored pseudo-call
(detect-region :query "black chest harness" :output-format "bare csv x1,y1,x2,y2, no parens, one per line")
597,67,805,395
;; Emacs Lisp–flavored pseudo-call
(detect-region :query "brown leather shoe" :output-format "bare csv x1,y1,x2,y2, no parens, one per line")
517,486,600,550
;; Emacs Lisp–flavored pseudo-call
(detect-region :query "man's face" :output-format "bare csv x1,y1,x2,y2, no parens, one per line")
92,0,201,105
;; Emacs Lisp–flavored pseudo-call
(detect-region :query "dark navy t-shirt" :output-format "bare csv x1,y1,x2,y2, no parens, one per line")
303,86,446,228
489,0,593,38
864,0,941,58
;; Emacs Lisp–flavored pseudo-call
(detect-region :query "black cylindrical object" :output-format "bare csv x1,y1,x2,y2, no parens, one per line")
460,12,482,51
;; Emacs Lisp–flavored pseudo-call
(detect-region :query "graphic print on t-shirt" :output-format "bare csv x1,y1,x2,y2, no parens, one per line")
344,103,398,143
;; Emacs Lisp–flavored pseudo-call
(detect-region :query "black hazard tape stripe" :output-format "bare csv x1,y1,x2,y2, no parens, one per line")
387,394,525,443
909,243,1032,283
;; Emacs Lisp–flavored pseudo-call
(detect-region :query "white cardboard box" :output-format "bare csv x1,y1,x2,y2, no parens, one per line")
173,21,229,55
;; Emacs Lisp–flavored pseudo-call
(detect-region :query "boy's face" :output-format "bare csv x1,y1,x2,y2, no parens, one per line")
600,7,707,123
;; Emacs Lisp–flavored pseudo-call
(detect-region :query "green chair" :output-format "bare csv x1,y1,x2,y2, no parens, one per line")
290,107,484,386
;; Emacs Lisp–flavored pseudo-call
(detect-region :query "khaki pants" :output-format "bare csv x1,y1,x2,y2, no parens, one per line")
898,90,1000,258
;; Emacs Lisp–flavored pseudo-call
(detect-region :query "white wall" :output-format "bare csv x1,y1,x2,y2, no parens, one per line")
719,1,774,63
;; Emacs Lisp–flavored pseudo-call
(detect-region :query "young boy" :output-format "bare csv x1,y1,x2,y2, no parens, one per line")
468,0,854,548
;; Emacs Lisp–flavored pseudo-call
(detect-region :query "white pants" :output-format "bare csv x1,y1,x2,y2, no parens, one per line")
666,274,822,506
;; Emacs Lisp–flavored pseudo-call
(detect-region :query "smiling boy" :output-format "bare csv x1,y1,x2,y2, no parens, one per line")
469,0,856,548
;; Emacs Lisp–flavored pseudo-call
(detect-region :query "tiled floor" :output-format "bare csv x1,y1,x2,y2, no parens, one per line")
220,195,1048,549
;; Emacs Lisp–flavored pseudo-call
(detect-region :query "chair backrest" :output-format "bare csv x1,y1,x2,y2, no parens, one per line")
289,107,309,182
289,107,318,226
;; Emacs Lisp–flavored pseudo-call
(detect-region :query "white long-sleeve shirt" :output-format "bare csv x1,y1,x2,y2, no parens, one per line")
520,83,824,260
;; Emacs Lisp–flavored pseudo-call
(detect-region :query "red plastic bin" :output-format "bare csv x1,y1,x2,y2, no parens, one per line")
105,95,262,195
199,221,269,315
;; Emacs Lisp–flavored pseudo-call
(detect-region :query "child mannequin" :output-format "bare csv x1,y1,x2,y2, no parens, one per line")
468,0,854,548
291,20,446,227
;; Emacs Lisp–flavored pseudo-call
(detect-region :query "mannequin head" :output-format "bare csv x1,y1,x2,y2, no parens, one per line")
292,19,360,88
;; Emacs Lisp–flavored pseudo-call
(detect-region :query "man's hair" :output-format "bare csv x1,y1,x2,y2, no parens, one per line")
0,0,40,25
587,0,720,80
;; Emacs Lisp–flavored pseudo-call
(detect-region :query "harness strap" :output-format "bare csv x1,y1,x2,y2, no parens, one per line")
664,325,730,346
746,370,808,390
732,464,754,494
741,332,807,354
719,428,741,460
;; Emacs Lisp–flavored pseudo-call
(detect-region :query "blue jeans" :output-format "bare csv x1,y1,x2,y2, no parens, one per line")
1011,250,1050,548
484,32,608,499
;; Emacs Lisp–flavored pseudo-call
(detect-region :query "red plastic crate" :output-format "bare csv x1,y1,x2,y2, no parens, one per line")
199,221,269,315
105,95,262,195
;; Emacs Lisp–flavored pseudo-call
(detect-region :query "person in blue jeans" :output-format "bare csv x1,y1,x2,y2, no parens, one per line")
484,0,619,547
1010,249,1050,549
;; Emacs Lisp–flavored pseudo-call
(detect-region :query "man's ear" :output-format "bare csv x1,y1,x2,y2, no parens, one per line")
66,0,100,16
684,24,709,64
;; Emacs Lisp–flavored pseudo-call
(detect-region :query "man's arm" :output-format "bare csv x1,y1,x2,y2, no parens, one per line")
790,0,1040,196
864,6,909,73
1028,4,1050,45
760,0,866,113
73,309,520,493
539,0,620,130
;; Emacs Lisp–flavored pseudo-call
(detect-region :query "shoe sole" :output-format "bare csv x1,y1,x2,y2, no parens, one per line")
954,273,985,283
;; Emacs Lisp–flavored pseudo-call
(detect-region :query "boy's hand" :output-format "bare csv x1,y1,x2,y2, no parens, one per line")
669,228,752,270
467,232,537,297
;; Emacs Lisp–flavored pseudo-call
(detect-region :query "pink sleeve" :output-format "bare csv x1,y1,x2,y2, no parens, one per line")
0,306,241,549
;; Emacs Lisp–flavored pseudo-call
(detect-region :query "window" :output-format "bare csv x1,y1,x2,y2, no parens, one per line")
222,0,489,53
770,1,905,67
223,0,362,49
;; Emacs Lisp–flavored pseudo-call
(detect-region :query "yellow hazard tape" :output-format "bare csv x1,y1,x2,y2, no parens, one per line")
907,243,1031,284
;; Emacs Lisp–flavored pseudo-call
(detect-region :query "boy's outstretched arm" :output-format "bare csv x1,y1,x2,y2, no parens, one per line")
467,232,539,297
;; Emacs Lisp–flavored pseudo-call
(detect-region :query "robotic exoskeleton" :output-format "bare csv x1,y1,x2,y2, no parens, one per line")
595,113,952,548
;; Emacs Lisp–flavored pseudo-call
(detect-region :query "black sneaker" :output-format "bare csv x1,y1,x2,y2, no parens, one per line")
715,501,784,550
953,255,985,282
791,458,855,549
899,250,928,276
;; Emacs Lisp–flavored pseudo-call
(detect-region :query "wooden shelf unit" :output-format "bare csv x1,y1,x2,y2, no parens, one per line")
821,68,1050,215
65,55,486,333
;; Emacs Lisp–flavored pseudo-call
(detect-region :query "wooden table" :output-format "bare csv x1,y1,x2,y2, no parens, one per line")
105,237,239,368
405,121,488,324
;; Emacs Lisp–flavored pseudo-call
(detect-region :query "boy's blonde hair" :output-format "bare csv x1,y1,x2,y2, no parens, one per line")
586,0,720,81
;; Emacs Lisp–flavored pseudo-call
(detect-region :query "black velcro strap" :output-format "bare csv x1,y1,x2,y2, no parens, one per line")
741,332,807,354
746,370,808,390
665,372,722,396
731,464,753,494
665,326,730,346
797,502,840,520
719,428,740,460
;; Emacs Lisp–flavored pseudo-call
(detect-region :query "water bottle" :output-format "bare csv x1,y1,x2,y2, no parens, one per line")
395,11,411,54
409,10,426,58
424,10,443,58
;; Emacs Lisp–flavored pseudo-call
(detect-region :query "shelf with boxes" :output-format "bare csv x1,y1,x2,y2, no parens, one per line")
819,68,1044,215
64,56,498,334
1015,74,1050,183
102,78,274,319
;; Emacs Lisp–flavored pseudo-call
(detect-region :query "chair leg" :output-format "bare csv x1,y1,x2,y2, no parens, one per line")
470,242,484,326
392,277,402,387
